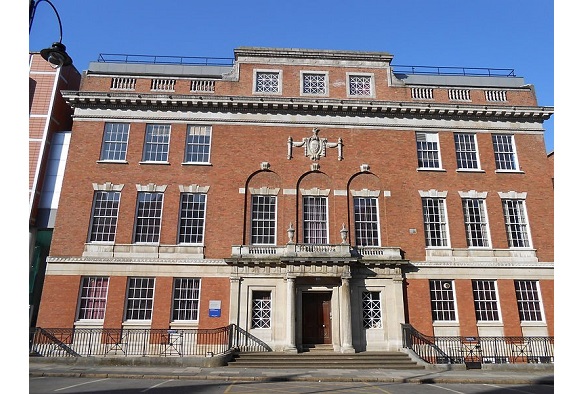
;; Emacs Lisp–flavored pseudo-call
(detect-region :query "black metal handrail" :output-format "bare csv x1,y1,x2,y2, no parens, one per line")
29,325,271,358
96,53,234,66
402,324,554,365
392,65,515,77
95,53,514,77
30,327,80,357
229,324,272,353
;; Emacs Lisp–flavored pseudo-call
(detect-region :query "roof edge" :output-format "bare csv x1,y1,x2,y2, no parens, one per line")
234,47,393,63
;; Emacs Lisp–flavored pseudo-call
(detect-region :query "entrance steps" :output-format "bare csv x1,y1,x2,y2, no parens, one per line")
228,350,425,369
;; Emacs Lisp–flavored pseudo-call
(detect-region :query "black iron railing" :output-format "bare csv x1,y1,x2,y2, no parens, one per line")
392,65,515,77
29,324,271,358
95,53,514,78
96,53,234,66
402,324,554,365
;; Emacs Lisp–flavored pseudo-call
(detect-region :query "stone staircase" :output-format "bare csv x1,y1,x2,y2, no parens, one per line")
227,348,424,369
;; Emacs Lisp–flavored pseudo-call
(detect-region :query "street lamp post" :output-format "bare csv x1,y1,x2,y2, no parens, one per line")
29,0,73,68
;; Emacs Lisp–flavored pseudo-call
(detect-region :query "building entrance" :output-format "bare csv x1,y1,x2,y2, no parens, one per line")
301,291,332,345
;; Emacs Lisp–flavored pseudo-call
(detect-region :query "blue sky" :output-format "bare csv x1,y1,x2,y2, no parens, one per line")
27,0,554,152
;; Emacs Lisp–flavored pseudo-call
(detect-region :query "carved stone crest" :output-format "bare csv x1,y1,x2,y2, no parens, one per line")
287,128,343,161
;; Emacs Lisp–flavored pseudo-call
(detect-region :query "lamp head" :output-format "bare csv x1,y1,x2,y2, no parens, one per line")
40,42,72,69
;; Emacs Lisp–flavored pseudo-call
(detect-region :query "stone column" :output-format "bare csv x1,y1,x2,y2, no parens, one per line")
228,275,241,326
284,274,298,353
389,274,406,351
340,274,355,353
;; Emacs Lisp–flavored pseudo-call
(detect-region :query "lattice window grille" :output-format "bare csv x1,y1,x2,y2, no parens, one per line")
349,75,372,96
448,89,470,101
255,72,280,93
251,291,271,328
430,280,456,321
472,280,500,321
190,79,215,92
485,90,507,102
362,291,382,328
111,77,136,90
411,87,434,99
303,73,326,94
151,79,176,91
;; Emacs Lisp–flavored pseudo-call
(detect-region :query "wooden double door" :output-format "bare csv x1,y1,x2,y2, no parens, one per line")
301,292,332,345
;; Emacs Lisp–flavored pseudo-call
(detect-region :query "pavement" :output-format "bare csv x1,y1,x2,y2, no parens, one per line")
29,357,554,385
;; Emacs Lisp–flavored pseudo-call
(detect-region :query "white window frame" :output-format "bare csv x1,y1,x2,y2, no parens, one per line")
419,190,451,248
347,72,375,97
133,191,164,244
251,194,277,245
430,280,458,322
88,190,121,243
251,290,272,329
178,192,207,245
514,280,544,322
76,276,109,321
492,134,519,171
302,195,329,244
352,195,381,247
362,290,382,329
141,124,171,163
253,69,282,95
472,280,501,322
499,192,532,248
454,133,481,170
300,70,329,96
416,132,443,170
172,278,201,322
124,277,155,321
183,125,212,164
459,191,491,248
99,122,130,162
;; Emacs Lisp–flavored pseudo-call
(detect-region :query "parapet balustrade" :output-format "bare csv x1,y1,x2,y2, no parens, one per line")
230,244,402,261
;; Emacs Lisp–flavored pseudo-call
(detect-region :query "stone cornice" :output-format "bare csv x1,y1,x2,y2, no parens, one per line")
411,261,554,269
46,256,226,265
61,90,554,120
233,47,393,63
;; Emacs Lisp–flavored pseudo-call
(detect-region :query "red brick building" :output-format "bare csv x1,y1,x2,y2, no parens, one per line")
29,53,81,326
36,47,553,354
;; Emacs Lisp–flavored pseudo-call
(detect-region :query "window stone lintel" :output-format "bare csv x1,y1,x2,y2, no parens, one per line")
93,182,124,191
136,183,167,192
179,184,210,193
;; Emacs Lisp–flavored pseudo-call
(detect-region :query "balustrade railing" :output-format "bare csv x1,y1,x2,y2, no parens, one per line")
402,324,554,365
231,244,402,260
30,323,553,365
30,324,271,358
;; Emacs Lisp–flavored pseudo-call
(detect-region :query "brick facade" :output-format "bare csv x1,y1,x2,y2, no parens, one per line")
36,47,553,355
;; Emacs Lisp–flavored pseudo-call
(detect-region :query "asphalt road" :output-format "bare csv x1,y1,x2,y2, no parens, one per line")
29,376,555,394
